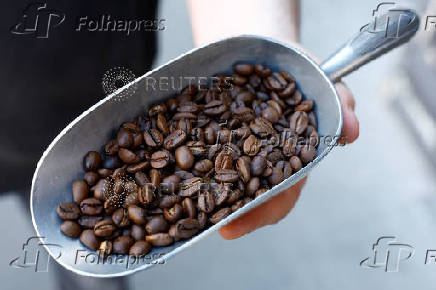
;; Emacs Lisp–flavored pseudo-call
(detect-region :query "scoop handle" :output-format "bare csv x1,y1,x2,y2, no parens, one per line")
321,8,420,83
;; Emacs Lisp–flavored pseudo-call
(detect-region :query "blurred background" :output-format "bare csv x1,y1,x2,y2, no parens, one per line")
2,0,436,289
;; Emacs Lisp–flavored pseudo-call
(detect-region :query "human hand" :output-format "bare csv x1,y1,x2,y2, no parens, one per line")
219,76,359,240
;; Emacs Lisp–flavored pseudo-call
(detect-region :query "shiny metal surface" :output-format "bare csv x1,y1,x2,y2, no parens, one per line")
321,8,419,82
30,9,418,278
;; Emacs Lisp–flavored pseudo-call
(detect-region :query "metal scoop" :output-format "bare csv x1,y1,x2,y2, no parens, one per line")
31,9,419,277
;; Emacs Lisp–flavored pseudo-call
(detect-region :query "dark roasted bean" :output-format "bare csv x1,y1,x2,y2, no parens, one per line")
61,220,82,238
163,203,183,223
84,172,99,186
112,208,130,227
146,216,169,235
175,218,200,239
130,224,146,241
78,215,103,229
215,169,239,183
175,146,195,170
150,150,171,168
161,175,181,194
182,198,197,218
94,220,116,237
158,195,182,208
79,198,103,216
129,241,152,256
146,233,173,247
164,129,187,150
113,236,134,254
198,191,215,213
209,208,232,224
127,205,147,225
72,180,89,204
80,230,100,250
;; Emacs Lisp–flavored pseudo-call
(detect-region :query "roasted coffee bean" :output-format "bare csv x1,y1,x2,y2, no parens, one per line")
138,184,154,205
150,169,161,188
117,128,134,148
143,129,163,148
279,82,296,98
308,111,318,129
83,151,102,172
164,129,187,150
198,192,215,213
105,139,119,156
146,233,173,247
72,180,89,204
129,241,152,256
283,162,293,179
61,220,82,238
78,215,103,229
262,105,280,124
163,203,183,223
300,145,316,163
178,118,192,134
285,89,302,106
268,167,284,185
118,148,139,164
209,208,232,224
113,236,134,254
216,129,231,144
134,172,149,186
227,189,243,204
130,224,146,241
283,138,297,157
215,169,239,183
193,159,213,173
146,216,169,234
161,175,181,194
215,150,233,171
254,64,272,77
179,177,202,197
251,156,267,176
103,156,122,169
126,161,149,173
57,202,80,220
84,172,99,186
127,205,147,225
175,146,194,170
168,225,180,242
289,111,309,135
149,104,167,117
157,113,170,135
159,195,182,208
110,208,129,228
80,198,103,216
267,149,284,164
295,99,314,112
214,183,230,206
182,198,197,218
197,212,207,229
234,64,254,75
150,150,171,168
94,220,116,237
250,117,276,137
243,135,261,156
203,100,227,116
80,230,100,250
175,218,200,239
236,156,251,183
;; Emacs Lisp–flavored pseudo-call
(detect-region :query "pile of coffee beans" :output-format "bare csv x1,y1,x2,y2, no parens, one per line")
57,63,318,257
